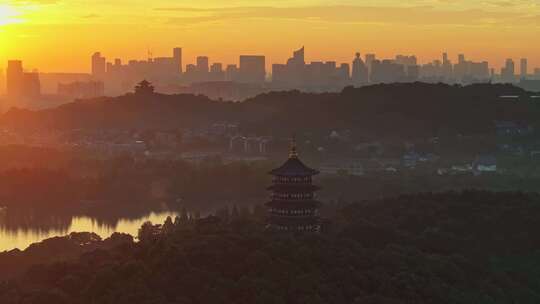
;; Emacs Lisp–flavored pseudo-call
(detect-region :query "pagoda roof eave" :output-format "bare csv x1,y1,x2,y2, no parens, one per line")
269,157,320,177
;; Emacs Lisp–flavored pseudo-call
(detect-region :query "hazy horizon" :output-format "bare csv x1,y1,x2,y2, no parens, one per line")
0,0,539,73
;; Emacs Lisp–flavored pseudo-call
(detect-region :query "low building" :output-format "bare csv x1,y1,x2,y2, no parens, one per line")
473,155,497,175
319,159,364,176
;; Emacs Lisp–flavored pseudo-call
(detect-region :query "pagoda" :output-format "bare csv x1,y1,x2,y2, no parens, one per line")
265,138,321,232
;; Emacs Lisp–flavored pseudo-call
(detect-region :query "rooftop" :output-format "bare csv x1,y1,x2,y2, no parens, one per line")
269,137,319,177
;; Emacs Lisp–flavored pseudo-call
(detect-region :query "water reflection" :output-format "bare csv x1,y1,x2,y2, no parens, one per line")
0,211,179,251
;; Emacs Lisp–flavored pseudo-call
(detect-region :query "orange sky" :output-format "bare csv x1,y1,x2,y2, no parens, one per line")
0,0,539,73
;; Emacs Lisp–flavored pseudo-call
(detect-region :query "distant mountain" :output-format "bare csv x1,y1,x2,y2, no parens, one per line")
0,83,536,139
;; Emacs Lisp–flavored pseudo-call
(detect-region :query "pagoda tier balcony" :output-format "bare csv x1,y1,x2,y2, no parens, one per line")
267,216,321,227
272,176,313,185
265,200,321,209
267,224,321,233
270,193,316,201
267,184,320,192
267,210,320,218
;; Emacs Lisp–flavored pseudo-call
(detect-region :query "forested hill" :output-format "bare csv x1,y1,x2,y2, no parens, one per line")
0,83,536,138
2,190,540,303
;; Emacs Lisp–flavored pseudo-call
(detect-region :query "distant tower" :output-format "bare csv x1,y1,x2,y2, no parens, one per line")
266,137,322,232
91,52,106,79
173,47,182,74
520,58,528,79
292,47,305,65
196,56,209,73
501,58,515,83
352,52,368,86
365,54,376,82
6,60,23,97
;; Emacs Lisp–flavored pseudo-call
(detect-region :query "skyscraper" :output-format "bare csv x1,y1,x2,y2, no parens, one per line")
501,58,515,83
520,58,528,79
196,56,209,74
225,64,239,81
442,52,453,80
91,52,106,79
290,47,305,65
272,47,306,87
370,59,406,84
365,54,376,82
0,69,4,95
209,63,225,81
351,52,368,86
6,60,40,98
239,55,266,83
173,47,182,74
6,60,23,97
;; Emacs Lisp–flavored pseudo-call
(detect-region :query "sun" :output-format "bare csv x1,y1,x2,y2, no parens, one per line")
0,4,20,26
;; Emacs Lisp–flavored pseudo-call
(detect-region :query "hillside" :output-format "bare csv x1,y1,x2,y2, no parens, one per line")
0,83,536,139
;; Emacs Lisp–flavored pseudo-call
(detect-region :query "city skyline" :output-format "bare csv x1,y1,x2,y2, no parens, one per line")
2,47,538,77
0,1,540,72
3,45,540,105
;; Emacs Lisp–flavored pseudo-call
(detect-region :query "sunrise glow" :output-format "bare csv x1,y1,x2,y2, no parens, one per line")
0,0,538,72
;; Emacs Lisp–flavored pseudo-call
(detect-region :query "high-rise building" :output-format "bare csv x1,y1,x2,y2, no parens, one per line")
469,61,490,80
210,63,223,74
239,55,266,83
351,52,368,86
520,58,528,79
91,52,106,79
22,71,41,98
173,47,182,74
209,63,225,81
395,55,417,67
365,54,376,82
6,60,23,97
196,56,209,74
407,65,420,81
501,58,516,83
454,54,469,81
336,63,350,85
442,52,453,80
6,60,40,98
225,64,239,82
273,47,306,87
370,59,406,84
0,68,4,95
291,47,305,65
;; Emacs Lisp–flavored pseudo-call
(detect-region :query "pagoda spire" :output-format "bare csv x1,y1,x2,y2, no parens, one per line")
289,135,298,159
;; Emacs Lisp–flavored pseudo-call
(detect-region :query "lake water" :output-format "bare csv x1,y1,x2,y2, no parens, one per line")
0,211,179,252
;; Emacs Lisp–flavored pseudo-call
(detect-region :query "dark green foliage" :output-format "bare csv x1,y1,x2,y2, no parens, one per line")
1,83,538,139
1,191,540,303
